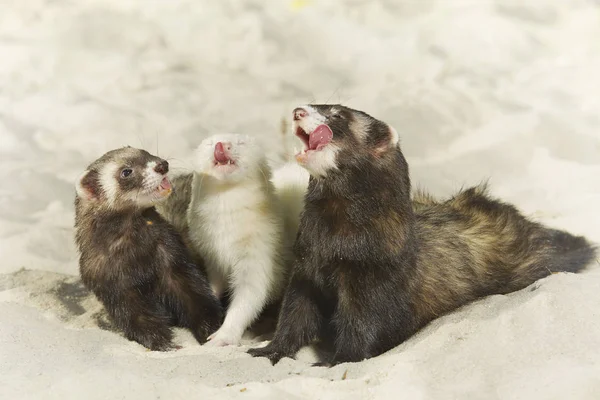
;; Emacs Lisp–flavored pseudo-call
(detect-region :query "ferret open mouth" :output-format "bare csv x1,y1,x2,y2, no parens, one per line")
213,159,236,167
213,142,237,168
295,124,334,155
157,176,172,196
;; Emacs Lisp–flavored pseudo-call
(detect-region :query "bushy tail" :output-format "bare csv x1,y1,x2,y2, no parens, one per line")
442,184,597,289
541,229,597,274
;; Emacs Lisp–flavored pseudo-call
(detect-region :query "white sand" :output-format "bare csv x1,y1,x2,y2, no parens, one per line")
1,0,599,398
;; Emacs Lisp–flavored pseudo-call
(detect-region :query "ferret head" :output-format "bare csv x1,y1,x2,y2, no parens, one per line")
292,104,399,178
194,133,265,183
76,147,173,210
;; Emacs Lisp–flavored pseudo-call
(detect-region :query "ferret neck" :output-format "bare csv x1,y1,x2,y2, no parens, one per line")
80,201,154,218
194,168,271,193
309,152,415,222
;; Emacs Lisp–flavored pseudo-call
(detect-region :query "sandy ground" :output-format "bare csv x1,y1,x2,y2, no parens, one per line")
1,0,599,399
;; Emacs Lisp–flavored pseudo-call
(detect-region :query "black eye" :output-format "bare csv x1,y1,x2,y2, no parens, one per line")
330,113,342,120
120,168,133,178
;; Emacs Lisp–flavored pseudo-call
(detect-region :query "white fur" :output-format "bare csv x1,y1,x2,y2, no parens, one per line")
350,115,370,141
271,162,310,247
294,105,340,177
194,133,258,183
297,144,340,178
187,133,287,346
388,126,399,147
98,162,120,206
130,161,170,207
141,161,162,193
299,105,326,133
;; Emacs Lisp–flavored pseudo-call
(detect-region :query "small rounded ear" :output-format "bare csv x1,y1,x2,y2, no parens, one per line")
373,124,400,156
388,125,399,147
76,169,100,201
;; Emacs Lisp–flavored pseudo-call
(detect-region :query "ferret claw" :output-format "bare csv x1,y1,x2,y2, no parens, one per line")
247,346,287,365
205,329,239,347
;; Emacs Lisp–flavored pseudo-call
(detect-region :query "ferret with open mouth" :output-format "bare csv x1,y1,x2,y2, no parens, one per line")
74,147,223,351
248,105,596,366
185,134,290,346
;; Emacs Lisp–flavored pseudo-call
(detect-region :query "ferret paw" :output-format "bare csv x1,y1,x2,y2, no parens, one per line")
312,361,334,368
130,330,175,352
247,344,289,365
204,329,240,347
138,338,176,352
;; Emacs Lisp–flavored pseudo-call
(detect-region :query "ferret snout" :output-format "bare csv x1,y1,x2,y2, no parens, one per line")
293,107,308,121
214,142,232,163
154,160,169,175
215,142,232,151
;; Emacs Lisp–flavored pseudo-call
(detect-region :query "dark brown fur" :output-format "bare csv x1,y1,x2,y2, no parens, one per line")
155,173,193,234
411,184,595,322
153,173,204,263
249,105,596,365
75,148,222,350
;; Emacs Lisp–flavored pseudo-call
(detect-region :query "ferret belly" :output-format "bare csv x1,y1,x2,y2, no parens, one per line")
191,194,279,283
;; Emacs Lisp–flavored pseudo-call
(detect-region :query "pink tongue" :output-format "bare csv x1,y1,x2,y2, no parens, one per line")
160,177,172,190
214,142,229,163
308,124,333,151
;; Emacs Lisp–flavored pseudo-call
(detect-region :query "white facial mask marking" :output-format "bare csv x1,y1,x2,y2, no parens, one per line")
99,162,120,206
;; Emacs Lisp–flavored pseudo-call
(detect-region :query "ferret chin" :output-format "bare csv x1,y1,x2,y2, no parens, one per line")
187,134,289,346
248,104,596,366
74,147,223,351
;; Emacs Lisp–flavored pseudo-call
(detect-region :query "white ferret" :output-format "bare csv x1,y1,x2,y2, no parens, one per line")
187,133,308,346
270,162,310,248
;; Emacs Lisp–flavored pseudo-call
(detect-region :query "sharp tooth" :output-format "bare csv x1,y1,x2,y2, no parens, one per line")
228,160,232,165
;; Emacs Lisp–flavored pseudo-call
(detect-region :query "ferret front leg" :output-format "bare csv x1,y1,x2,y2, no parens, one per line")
328,310,377,365
205,257,274,346
247,273,325,365
169,264,224,345
105,290,175,351
328,286,413,365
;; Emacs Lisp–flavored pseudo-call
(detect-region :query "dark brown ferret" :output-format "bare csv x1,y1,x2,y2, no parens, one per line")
74,147,223,350
248,104,596,366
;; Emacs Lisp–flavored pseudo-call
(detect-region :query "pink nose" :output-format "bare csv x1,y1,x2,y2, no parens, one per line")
293,107,308,121
214,142,230,163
